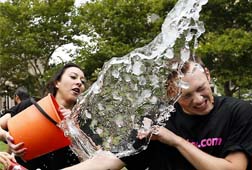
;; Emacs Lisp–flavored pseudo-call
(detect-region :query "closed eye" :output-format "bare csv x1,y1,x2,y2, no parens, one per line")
181,93,192,99
70,75,77,80
197,83,206,92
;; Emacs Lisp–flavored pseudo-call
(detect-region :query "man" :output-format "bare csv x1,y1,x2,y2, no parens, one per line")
64,57,252,170
1,86,32,130
6,86,31,117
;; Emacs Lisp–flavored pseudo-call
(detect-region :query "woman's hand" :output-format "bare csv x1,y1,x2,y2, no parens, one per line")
0,152,16,170
58,106,72,119
5,132,27,157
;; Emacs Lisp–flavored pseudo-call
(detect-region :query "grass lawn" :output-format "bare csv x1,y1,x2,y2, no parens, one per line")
0,141,8,169
0,141,8,151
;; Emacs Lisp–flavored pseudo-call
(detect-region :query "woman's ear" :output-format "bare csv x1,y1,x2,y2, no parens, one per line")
55,80,60,88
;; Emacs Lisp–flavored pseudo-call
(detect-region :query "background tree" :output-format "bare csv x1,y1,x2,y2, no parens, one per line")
74,0,176,79
0,0,81,97
75,0,252,100
198,0,252,98
0,0,251,101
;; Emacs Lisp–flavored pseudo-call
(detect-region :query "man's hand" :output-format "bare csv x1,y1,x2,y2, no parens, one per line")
137,125,181,147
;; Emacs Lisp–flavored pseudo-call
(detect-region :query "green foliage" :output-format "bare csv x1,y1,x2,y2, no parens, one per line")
198,0,252,97
0,0,79,97
0,142,8,169
201,0,252,32
74,0,176,79
0,0,251,100
0,141,7,151
198,29,252,97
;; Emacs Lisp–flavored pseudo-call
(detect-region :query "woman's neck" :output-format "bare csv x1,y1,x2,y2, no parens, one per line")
55,95,74,110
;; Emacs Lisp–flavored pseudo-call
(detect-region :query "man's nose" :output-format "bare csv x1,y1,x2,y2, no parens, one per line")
193,93,204,104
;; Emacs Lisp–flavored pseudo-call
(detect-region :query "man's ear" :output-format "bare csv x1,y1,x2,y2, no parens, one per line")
204,67,211,82
14,95,20,104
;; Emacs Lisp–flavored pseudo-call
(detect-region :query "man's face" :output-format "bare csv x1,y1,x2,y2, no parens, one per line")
14,95,20,105
178,63,214,115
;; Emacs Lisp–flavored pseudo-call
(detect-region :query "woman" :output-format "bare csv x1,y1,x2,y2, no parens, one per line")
6,63,86,170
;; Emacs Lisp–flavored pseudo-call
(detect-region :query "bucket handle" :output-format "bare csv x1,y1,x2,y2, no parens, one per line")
30,98,58,125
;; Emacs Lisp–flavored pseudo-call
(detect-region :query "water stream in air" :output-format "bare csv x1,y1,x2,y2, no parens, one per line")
59,0,208,161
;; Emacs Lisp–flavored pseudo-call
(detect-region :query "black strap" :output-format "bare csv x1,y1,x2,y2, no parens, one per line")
30,97,58,125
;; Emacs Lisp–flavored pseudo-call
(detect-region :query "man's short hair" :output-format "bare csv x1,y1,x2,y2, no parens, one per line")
14,86,30,101
165,56,206,100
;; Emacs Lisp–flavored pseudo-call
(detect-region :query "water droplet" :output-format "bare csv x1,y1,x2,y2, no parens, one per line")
171,62,179,70
180,48,190,62
163,48,174,59
177,80,190,89
132,61,144,76
185,31,193,42
112,70,120,78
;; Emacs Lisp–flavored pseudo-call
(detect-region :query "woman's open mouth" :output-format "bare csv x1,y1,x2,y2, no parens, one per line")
72,88,80,95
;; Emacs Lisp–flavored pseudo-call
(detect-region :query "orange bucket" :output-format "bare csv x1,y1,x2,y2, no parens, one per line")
7,94,71,161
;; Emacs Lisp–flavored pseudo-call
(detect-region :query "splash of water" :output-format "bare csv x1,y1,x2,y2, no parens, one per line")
59,0,208,160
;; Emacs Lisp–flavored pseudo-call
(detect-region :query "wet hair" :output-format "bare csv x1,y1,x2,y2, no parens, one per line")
14,86,30,101
165,56,205,98
45,63,84,97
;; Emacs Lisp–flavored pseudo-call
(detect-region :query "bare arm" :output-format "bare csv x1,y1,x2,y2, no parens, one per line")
0,127,8,142
0,113,11,130
62,151,125,170
0,113,11,141
151,126,248,170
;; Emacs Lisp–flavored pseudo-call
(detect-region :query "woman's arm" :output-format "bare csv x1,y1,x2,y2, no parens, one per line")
0,113,11,142
62,151,125,170
0,113,11,130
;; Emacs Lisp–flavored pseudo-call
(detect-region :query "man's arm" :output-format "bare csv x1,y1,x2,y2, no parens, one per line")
152,126,248,170
176,137,247,170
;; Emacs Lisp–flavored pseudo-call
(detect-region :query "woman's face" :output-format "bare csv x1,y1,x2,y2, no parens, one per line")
55,66,85,108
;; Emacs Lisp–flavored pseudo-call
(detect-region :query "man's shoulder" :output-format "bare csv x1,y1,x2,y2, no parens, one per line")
5,105,18,115
214,96,252,116
10,98,33,116
214,96,250,105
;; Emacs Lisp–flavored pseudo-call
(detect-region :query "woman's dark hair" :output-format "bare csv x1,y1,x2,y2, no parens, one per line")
45,63,83,96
